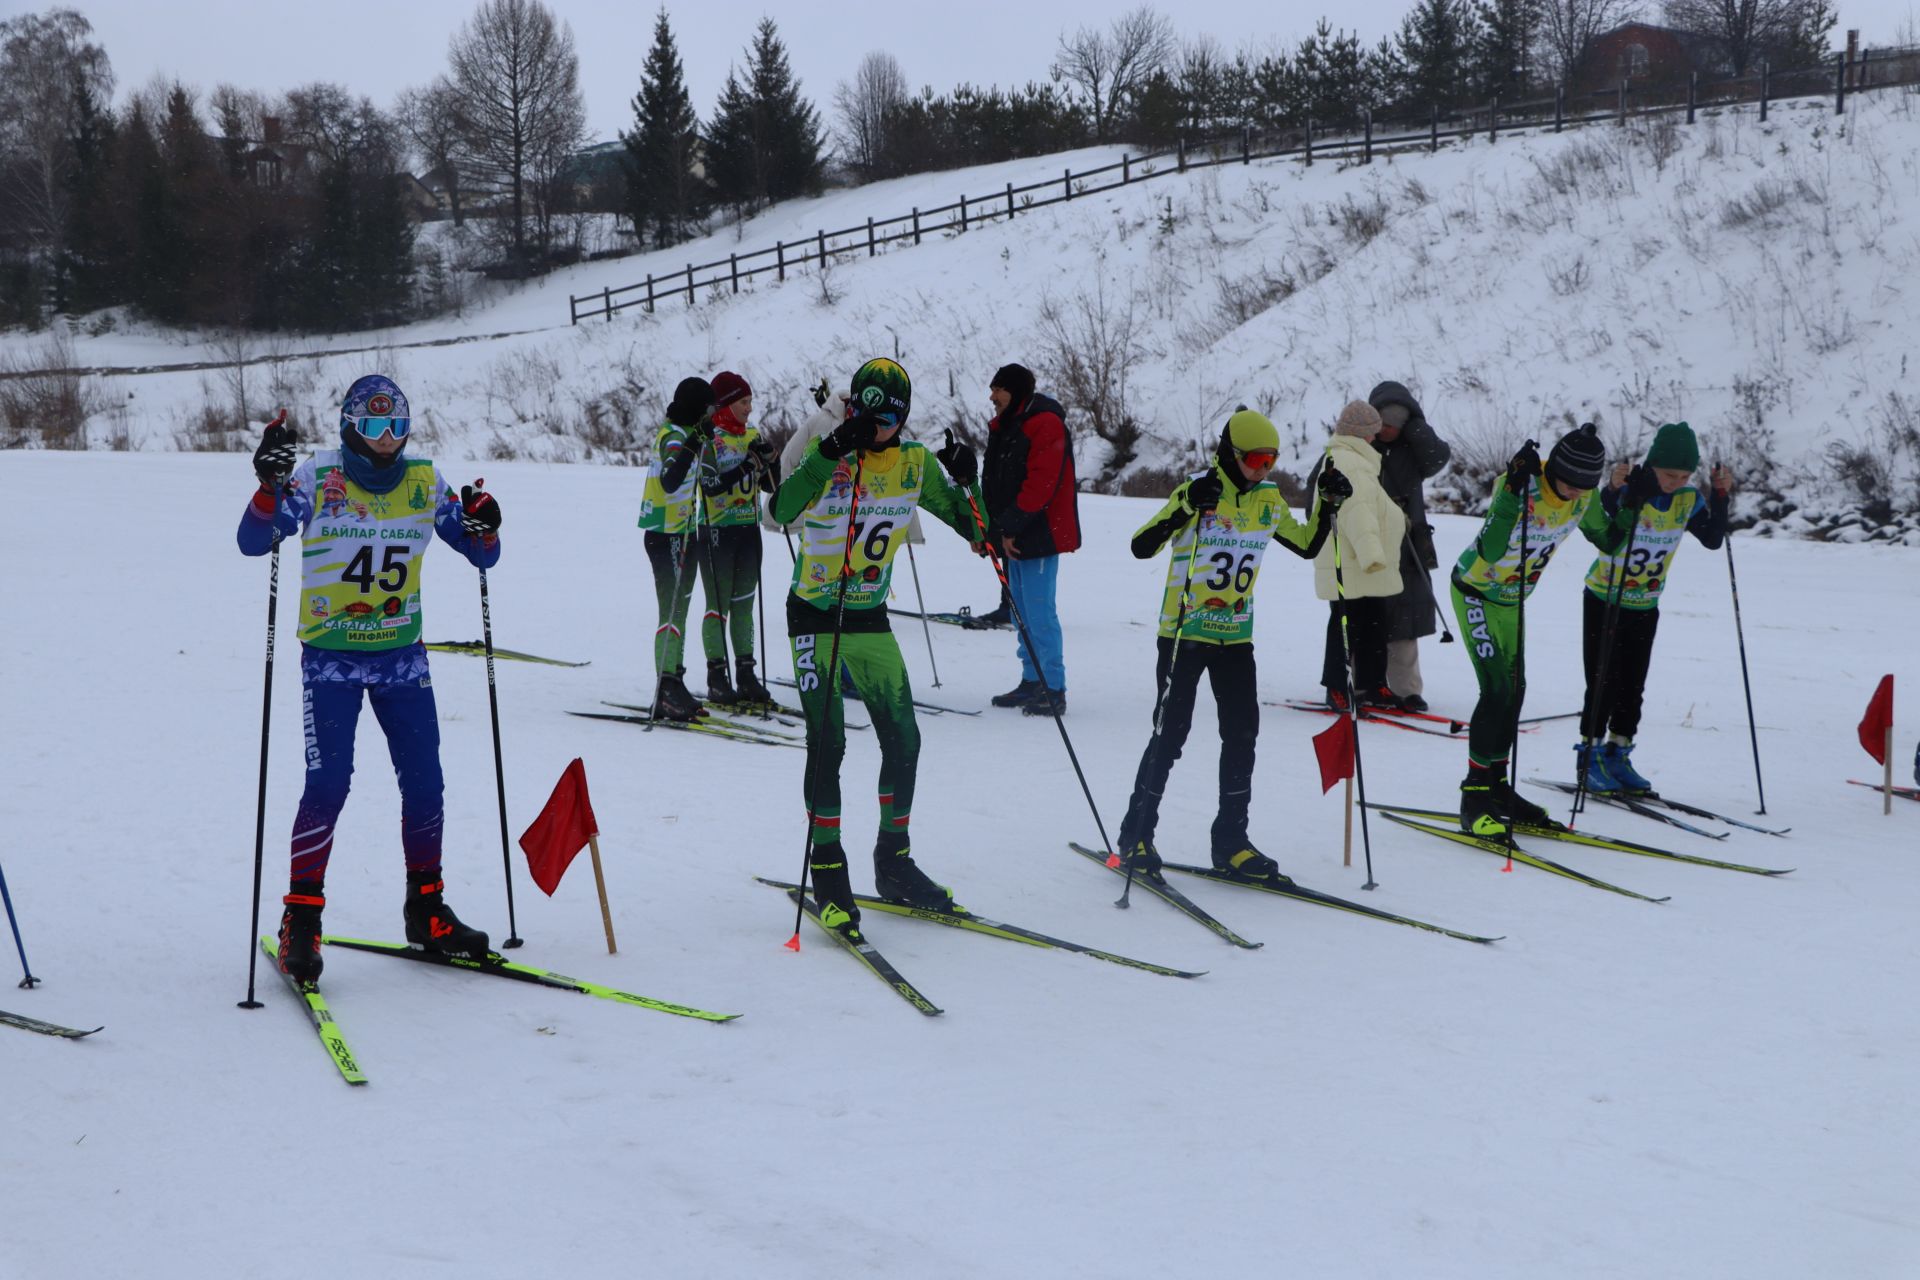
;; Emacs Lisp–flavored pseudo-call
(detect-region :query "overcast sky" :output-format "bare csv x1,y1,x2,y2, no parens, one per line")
58,1,1920,142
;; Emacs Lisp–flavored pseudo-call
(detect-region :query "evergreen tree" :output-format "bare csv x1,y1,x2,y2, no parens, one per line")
621,8,703,248
703,68,760,215
1293,21,1369,127
1471,0,1539,104
1395,0,1479,112
704,18,822,214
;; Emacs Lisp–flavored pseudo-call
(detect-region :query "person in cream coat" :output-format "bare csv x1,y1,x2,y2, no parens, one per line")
1312,400,1405,708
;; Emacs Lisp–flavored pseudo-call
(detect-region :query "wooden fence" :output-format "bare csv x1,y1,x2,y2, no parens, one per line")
570,47,1920,325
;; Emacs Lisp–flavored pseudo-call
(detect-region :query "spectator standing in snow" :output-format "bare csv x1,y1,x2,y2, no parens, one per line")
1311,401,1406,708
981,363,1080,717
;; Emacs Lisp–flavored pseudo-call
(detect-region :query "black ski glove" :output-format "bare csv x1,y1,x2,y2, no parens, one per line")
818,412,880,461
936,429,978,486
460,482,502,538
1317,462,1353,506
1185,470,1224,513
1622,463,1662,510
811,378,832,408
1504,440,1542,495
252,409,296,488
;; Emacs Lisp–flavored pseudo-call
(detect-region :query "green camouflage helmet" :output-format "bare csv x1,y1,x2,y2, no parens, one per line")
850,357,911,426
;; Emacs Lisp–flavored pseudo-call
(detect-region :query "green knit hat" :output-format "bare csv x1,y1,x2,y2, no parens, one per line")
1645,422,1699,472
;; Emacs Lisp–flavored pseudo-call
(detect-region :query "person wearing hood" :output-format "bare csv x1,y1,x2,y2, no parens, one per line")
1312,401,1407,709
1113,410,1349,886
692,370,777,707
236,375,500,985
638,377,718,721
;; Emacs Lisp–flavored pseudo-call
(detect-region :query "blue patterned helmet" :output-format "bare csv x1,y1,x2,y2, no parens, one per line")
340,374,411,442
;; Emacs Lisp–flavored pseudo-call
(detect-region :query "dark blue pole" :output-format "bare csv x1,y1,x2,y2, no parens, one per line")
1,858,38,988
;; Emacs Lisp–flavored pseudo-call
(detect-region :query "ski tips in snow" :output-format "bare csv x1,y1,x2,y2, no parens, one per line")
1,1009,103,1039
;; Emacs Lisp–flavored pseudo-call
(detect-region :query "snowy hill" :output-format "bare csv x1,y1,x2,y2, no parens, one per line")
9,94,1920,540
3,452,1916,1278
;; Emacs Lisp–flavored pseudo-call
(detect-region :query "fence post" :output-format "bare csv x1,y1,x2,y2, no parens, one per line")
1490,96,1500,143
1006,181,1014,220
1431,103,1440,151
729,253,738,294
1555,83,1565,132
1177,137,1188,172
1835,50,1847,114
1122,154,1131,183
1618,78,1628,125
1760,61,1770,122
867,216,875,256
1304,119,1313,165
602,285,611,321
645,272,654,314
1364,110,1373,163
1688,70,1698,124
685,262,694,307
1064,168,1072,200
568,294,577,325
776,240,784,282
959,194,968,230
816,229,826,268
1242,125,1251,164
912,207,921,245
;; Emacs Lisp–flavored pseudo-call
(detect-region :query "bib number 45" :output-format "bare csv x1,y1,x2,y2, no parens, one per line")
341,545,410,593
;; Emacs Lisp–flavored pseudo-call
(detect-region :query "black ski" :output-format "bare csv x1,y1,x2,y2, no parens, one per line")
602,698,817,733
569,709,803,749
1,1009,103,1039
425,640,589,667
1848,779,1919,803
754,878,1203,977
322,936,740,1022
769,675,980,717
890,606,1012,631
1525,779,1730,840
1639,794,1790,836
1368,801,1789,876
1066,842,1262,949
260,936,366,1085
1375,813,1672,903
783,891,942,1015
1159,863,1502,944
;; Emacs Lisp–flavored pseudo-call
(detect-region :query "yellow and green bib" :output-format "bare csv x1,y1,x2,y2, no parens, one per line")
299,455,441,651
1157,475,1292,645
1454,472,1596,607
1584,487,1700,610
701,425,763,527
637,418,698,534
792,442,930,612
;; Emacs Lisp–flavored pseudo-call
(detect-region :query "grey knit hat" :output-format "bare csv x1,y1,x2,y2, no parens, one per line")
1335,400,1382,439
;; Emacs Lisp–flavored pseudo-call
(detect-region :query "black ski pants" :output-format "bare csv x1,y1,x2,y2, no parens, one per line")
1580,590,1660,741
1118,637,1259,855
1320,597,1390,695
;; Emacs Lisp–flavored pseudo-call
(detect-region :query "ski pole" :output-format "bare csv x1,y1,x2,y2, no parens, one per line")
1117,487,1203,908
960,490,1122,898
1432,594,1455,643
1,857,36,989
1330,509,1379,890
1725,527,1768,814
1570,495,1641,826
789,455,864,946
902,540,943,688
477,563,523,948
239,484,284,1009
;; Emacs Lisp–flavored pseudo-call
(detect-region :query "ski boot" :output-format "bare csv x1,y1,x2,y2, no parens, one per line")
1576,742,1621,794
808,843,862,937
734,656,773,708
1021,690,1065,718
1460,763,1508,837
1492,777,1560,831
403,871,490,958
964,601,1011,630
1325,687,1352,712
277,885,326,983
992,677,1041,708
1360,685,1403,710
1398,693,1430,713
654,671,706,722
1212,843,1295,888
873,830,956,911
1117,838,1164,880
705,658,736,705
1603,739,1654,795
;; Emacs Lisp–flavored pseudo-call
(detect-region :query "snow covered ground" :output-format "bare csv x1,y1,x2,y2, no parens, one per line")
2,452,1914,1278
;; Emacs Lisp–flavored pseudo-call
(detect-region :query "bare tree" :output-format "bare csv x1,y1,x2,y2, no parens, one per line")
1051,5,1177,142
833,50,908,178
445,0,586,268
397,78,468,225
1538,0,1641,83
0,8,113,254
1662,0,1830,74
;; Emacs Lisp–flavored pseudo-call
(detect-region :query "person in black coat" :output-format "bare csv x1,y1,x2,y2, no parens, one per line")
1306,380,1452,711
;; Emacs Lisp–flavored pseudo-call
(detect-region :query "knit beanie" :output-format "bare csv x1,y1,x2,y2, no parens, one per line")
710,371,752,409
666,376,715,426
1546,422,1607,490
1335,399,1383,439
990,363,1036,403
1644,421,1699,472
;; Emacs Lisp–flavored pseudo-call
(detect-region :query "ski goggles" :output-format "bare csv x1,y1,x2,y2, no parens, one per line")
348,412,411,441
1235,447,1279,468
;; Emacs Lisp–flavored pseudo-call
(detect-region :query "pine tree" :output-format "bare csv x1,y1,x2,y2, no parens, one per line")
704,18,822,214
1395,0,1480,113
703,68,760,215
1471,0,1539,104
621,8,703,248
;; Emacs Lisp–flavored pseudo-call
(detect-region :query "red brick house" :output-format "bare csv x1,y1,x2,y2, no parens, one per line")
1575,24,1726,95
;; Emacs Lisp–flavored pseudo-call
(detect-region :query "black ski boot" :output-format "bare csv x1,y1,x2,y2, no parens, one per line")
734,656,773,707
1492,778,1560,830
991,678,1041,708
1212,843,1295,887
873,830,956,911
654,671,706,722
705,658,737,705
403,871,490,958
1461,763,1507,837
277,884,326,983
1021,690,1065,718
1118,838,1164,880
808,842,862,937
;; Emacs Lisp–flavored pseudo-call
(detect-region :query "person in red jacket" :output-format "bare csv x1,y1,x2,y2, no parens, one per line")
982,363,1080,716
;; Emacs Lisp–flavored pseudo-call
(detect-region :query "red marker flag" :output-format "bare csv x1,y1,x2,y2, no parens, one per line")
1313,715,1356,794
1858,675,1894,765
519,758,599,896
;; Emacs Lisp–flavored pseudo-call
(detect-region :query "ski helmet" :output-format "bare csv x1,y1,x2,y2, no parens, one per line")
850,358,911,427
340,374,411,442
1222,409,1280,455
